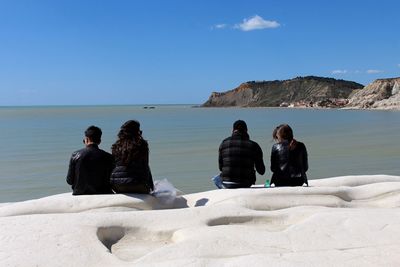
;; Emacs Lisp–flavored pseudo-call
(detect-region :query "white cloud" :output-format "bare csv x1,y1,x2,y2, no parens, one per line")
234,15,280,31
212,24,227,30
331,70,348,74
332,69,387,75
366,69,384,74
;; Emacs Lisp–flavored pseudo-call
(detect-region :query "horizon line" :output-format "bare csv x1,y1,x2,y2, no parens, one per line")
0,103,200,108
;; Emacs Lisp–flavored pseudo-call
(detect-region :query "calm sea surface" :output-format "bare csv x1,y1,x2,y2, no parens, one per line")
1,105,399,202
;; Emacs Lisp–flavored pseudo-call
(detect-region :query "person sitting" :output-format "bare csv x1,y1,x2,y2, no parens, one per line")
110,120,154,194
270,124,308,187
213,120,265,189
66,125,114,195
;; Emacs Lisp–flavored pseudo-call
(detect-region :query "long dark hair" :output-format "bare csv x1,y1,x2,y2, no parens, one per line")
111,120,149,165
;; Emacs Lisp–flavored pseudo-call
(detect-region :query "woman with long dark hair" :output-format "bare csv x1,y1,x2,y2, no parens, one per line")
110,120,154,194
270,124,308,187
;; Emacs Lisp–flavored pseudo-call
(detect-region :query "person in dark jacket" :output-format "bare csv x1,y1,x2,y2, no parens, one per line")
270,124,308,187
213,120,265,189
66,125,114,195
110,120,154,194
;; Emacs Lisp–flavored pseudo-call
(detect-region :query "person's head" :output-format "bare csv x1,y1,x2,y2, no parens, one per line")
112,120,148,164
273,124,293,142
84,125,102,145
118,120,142,140
233,120,248,134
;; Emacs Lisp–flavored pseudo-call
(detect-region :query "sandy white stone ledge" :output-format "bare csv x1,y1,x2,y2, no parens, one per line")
1,175,400,266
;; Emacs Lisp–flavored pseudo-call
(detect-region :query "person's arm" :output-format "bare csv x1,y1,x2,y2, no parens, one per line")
254,143,265,175
145,149,154,191
66,153,76,185
110,155,116,172
300,143,309,185
270,145,279,173
302,144,309,173
218,143,223,172
148,167,154,191
108,153,116,188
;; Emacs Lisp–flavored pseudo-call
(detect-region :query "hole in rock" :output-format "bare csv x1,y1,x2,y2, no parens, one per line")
97,226,126,251
207,215,292,232
207,216,254,226
97,226,176,261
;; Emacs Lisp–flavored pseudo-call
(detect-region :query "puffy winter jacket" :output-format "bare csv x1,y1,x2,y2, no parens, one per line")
219,132,265,187
110,152,154,194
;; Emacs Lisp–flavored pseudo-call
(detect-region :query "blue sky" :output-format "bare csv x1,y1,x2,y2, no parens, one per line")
0,0,399,105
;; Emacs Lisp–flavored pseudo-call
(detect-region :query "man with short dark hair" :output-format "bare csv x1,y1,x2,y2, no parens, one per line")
213,120,265,189
66,125,114,195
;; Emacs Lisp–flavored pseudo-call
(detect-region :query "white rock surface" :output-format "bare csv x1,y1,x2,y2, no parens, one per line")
347,78,400,110
1,175,400,266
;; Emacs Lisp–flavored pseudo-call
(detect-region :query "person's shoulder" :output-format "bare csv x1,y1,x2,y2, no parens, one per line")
223,135,233,142
220,136,232,144
291,141,307,153
141,139,149,148
249,139,262,148
70,148,86,161
97,149,114,163
272,141,289,152
270,142,281,151
71,148,81,155
223,135,235,143
271,142,279,149
296,141,306,149
99,148,112,157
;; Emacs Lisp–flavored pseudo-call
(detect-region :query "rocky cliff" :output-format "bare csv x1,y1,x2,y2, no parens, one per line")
347,78,400,110
202,76,364,107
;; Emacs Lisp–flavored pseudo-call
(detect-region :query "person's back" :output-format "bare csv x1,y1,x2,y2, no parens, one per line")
217,120,265,188
111,141,153,193
110,120,154,194
270,124,308,187
288,141,308,181
66,126,114,195
270,140,290,179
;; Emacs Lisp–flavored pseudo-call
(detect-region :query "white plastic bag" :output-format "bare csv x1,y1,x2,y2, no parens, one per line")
152,179,177,204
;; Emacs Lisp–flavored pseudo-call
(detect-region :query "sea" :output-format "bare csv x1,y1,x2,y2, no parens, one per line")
1,105,399,203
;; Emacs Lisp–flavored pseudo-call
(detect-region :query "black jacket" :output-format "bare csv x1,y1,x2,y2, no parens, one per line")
219,132,265,186
110,149,154,193
270,140,308,186
66,144,114,195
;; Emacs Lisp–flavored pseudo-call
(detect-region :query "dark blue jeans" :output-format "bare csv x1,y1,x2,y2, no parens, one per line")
212,175,252,189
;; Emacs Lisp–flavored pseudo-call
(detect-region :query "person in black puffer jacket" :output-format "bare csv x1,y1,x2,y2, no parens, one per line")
270,124,308,187
66,125,114,195
110,120,154,194
214,120,265,189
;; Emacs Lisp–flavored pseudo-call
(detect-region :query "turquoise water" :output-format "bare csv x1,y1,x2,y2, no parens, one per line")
0,105,399,202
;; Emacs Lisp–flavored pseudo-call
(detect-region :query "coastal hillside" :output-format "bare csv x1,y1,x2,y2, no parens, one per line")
347,77,400,110
202,76,364,107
